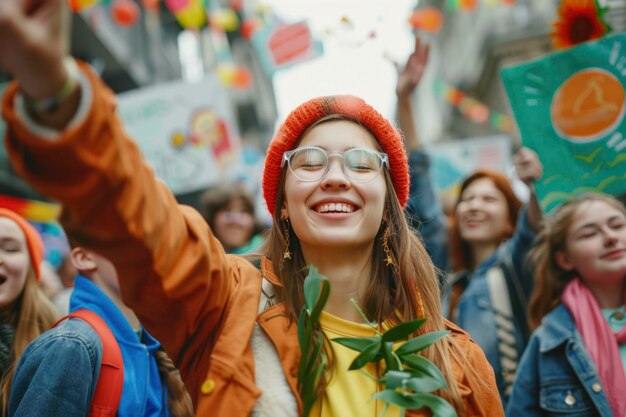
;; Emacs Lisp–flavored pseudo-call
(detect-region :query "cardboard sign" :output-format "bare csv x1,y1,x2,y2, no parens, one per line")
427,134,513,198
117,75,243,195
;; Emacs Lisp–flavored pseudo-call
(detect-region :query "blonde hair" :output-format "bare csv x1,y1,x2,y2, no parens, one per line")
1,267,59,415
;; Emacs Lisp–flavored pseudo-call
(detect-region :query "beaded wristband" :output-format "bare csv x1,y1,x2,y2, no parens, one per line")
22,58,79,113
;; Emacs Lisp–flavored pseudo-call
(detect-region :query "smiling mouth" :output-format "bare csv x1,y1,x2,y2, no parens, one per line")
601,249,626,259
464,219,485,227
315,203,356,214
0,276,6,286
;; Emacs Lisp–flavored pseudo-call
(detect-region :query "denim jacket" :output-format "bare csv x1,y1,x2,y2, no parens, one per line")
9,276,169,417
406,149,536,406
507,305,614,417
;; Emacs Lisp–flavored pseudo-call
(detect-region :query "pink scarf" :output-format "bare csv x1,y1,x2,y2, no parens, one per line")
562,278,626,417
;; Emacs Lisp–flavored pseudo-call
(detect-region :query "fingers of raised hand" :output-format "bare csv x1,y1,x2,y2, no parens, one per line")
514,148,543,182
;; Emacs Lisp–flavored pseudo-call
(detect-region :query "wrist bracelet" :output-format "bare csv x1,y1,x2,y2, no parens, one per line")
22,58,80,113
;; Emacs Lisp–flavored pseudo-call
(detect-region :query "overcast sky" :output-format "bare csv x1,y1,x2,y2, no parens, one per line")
264,0,416,121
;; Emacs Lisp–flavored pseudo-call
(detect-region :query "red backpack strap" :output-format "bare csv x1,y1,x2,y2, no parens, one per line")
53,309,124,417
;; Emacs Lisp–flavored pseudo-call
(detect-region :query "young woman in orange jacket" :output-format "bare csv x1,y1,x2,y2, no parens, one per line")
0,1,503,416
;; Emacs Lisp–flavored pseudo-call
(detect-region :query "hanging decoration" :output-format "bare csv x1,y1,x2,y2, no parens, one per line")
550,0,611,49
408,7,443,32
240,18,263,40
229,0,243,12
447,0,517,9
69,0,99,12
209,8,240,31
217,65,252,89
141,0,160,13
434,80,515,133
111,0,140,26
165,0,206,30
447,0,478,11
320,15,377,49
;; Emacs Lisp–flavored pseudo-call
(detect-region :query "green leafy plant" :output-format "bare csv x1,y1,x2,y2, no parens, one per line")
297,268,457,417
332,300,458,417
297,266,330,417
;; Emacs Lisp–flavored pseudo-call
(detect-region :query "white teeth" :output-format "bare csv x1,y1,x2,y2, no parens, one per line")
317,203,354,213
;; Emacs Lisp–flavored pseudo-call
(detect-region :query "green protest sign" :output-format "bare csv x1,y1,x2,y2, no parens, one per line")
502,33,626,213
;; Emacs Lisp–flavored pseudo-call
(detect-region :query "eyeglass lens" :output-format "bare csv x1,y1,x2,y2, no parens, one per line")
288,148,384,182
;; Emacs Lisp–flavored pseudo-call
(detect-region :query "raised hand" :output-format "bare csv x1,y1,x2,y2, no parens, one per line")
513,147,543,186
395,34,430,100
0,0,71,99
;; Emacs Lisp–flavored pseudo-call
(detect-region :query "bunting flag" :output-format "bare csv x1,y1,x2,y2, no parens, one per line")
251,20,324,76
434,80,515,132
0,194,61,223
165,0,206,29
447,0,517,10
68,0,99,12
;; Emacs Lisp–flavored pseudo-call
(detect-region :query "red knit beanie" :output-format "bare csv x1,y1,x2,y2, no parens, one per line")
262,95,409,215
0,208,44,281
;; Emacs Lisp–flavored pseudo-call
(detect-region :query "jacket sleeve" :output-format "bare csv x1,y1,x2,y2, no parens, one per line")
406,149,449,273
505,334,542,417
503,205,537,301
2,63,245,368
461,339,505,416
8,321,100,417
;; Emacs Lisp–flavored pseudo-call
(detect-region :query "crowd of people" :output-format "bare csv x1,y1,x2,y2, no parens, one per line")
0,1,625,417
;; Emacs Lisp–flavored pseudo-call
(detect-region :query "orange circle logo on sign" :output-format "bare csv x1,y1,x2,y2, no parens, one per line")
551,69,625,143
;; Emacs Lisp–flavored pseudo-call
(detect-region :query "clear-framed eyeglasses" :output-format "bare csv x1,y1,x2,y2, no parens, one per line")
281,146,389,183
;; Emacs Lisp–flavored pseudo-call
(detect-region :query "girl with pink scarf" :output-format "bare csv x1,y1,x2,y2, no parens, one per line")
507,192,626,417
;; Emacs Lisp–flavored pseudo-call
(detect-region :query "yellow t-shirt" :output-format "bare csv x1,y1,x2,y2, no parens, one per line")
310,311,401,417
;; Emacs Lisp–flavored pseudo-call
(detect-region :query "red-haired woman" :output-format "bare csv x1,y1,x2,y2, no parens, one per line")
396,35,543,406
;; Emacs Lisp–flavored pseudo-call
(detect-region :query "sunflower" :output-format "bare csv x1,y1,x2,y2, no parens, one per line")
551,0,611,49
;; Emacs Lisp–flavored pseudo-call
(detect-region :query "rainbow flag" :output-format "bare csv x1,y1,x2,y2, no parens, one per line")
0,194,60,223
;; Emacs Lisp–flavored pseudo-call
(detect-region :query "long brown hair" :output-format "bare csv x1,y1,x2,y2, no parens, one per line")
154,349,194,417
258,116,487,414
1,268,58,416
449,170,522,272
527,192,626,330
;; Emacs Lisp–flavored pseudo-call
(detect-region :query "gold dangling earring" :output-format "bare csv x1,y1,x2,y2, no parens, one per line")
280,219,292,270
382,224,395,266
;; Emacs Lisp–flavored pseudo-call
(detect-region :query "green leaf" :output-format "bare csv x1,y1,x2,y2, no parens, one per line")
309,278,330,321
382,369,445,393
303,266,328,311
403,374,446,393
297,266,331,417
305,338,324,372
371,391,458,417
333,336,381,353
400,354,447,388
394,330,449,356
349,339,382,370
382,370,413,389
407,393,458,417
372,389,422,408
382,341,401,371
381,318,428,342
297,307,307,346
